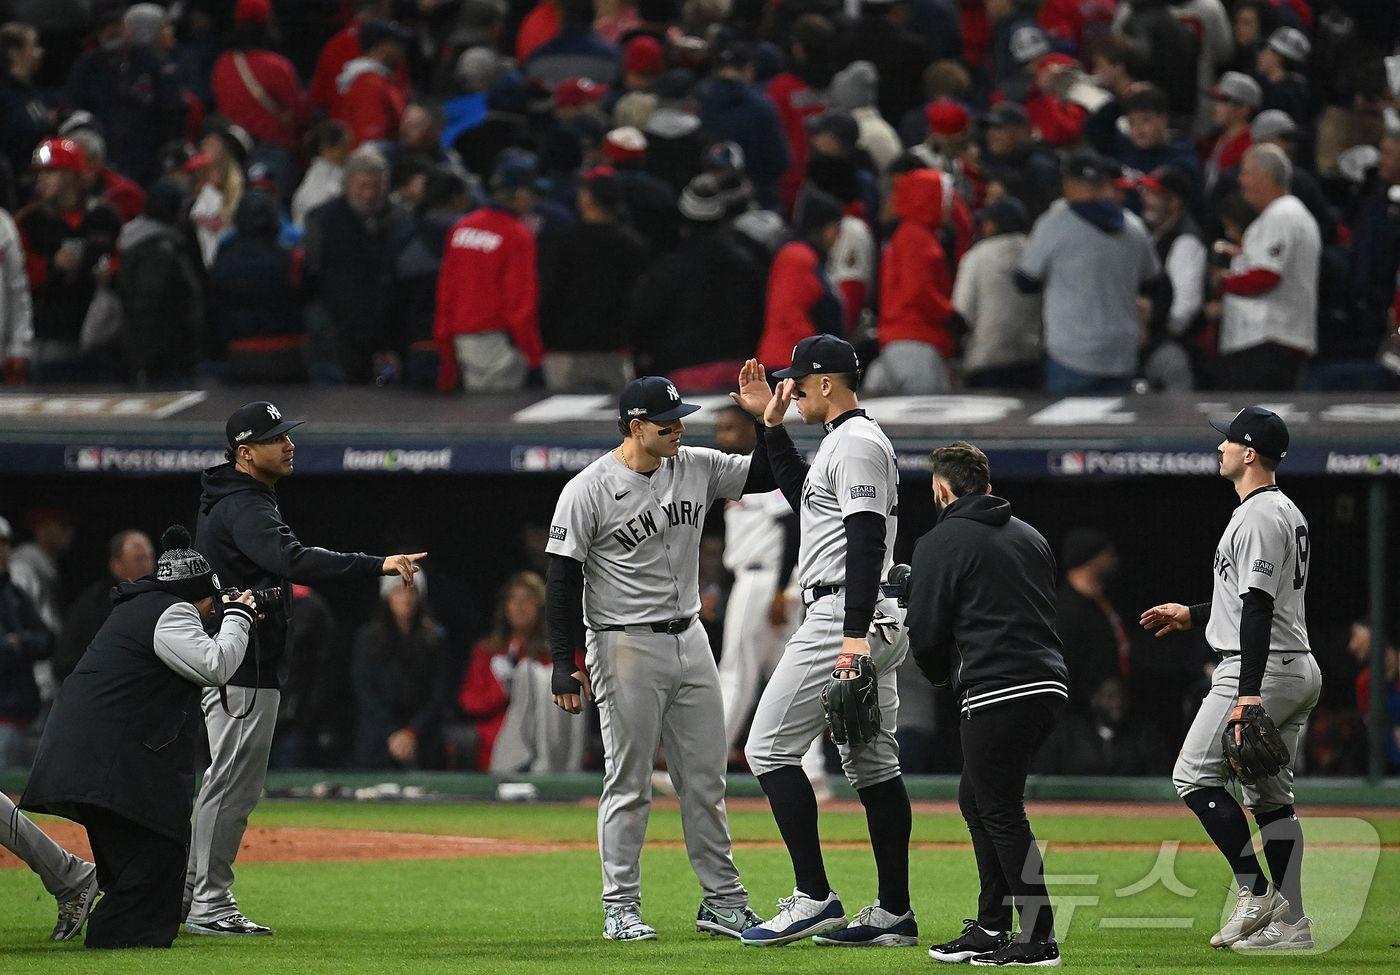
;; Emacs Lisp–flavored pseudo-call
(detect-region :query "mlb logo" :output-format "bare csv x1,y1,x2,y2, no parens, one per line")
74,447,101,471
520,447,549,471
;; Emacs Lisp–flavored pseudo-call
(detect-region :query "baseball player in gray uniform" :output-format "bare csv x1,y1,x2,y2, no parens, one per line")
0,792,98,941
729,339,916,949
1141,406,1321,951
546,376,775,943
711,406,830,801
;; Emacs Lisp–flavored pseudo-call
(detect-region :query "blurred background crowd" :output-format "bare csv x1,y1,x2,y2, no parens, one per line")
0,0,1397,394
3,504,1396,777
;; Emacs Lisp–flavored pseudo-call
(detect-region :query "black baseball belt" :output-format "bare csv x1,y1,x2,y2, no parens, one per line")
802,583,903,607
596,616,695,635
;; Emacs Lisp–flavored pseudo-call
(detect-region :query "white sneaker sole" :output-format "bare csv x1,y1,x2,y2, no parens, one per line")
813,932,919,947
970,954,1062,967
930,947,997,963
741,916,846,947
183,922,273,937
696,920,748,939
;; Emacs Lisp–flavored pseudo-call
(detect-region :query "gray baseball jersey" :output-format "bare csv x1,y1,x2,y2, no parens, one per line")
547,447,750,626
796,411,899,589
1205,485,1311,655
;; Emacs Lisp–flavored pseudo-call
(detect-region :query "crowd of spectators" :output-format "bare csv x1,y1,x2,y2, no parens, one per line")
2,507,1396,777
0,0,1396,394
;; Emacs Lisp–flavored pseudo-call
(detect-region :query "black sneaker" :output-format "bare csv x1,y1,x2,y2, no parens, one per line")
184,912,274,936
969,939,1061,967
929,919,1012,963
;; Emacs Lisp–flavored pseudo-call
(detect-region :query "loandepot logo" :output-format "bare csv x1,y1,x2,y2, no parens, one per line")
341,448,453,473
1325,453,1400,476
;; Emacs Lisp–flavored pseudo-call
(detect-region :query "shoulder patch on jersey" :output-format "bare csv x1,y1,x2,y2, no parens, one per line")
1252,559,1274,577
549,526,567,542
850,485,877,499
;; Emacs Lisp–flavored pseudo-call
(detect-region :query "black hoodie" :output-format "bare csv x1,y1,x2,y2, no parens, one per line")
905,493,1068,717
196,464,383,688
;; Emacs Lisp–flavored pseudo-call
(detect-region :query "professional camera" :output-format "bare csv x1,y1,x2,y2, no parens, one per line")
220,586,283,615
888,564,911,608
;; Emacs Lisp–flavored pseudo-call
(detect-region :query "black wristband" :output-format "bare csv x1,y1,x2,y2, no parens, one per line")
1188,602,1211,629
222,602,256,627
551,659,582,696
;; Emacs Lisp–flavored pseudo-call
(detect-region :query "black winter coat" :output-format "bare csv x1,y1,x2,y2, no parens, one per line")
905,494,1069,716
303,196,397,383
195,464,383,688
116,216,203,382
539,220,648,353
22,582,201,842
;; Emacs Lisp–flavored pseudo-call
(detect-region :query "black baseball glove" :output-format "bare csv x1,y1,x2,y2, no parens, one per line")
1221,703,1290,784
822,654,881,746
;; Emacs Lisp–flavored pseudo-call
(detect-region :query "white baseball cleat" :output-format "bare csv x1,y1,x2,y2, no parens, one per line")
1231,915,1315,951
603,906,658,942
740,889,845,946
1211,884,1287,948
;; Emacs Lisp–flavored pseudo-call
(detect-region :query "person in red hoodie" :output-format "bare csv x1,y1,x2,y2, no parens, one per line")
864,168,954,395
435,150,544,392
333,20,411,146
309,0,408,117
755,188,845,372
211,0,308,154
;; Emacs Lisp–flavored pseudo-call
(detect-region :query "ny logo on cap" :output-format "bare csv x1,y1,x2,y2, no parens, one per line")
665,383,679,402
267,404,281,421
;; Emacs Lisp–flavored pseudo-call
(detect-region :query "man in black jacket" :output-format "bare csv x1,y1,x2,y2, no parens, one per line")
906,442,1068,967
183,401,425,937
23,526,256,949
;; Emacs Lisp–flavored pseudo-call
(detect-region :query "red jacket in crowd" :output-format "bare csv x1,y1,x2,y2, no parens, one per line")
212,48,308,151
878,169,955,357
99,167,145,223
434,206,543,390
757,240,833,370
334,59,407,145
768,72,828,215
310,20,411,117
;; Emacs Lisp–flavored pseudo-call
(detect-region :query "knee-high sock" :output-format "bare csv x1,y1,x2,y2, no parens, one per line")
856,776,911,915
758,766,830,899
1183,787,1266,895
1255,805,1305,922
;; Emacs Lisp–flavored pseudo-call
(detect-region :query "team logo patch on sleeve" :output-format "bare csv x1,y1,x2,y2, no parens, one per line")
549,526,567,542
850,485,877,499
1252,559,1274,577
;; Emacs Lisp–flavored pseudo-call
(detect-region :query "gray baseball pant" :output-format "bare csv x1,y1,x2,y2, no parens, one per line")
746,591,907,788
1,790,94,899
1173,653,1322,811
184,685,280,923
586,618,747,912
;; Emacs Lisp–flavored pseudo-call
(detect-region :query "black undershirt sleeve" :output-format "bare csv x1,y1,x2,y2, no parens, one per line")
546,554,587,694
742,418,779,494
842,511,886,638
1189,602,1212,629
778,513,800,589
762,424,810,512
1238,587,1274,698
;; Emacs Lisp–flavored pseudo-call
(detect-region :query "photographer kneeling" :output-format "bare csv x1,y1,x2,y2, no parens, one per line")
21,527,256,949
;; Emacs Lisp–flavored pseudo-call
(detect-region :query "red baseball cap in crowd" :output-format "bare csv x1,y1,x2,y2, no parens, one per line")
554,77,609,109
624,36,665,77
32,138,86,173
925,99,970,137
603,126,647,164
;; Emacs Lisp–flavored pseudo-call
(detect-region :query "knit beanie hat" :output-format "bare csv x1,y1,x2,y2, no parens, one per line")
155,526,220,602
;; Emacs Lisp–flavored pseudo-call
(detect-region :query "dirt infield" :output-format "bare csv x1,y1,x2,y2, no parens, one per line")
4,810,1396,872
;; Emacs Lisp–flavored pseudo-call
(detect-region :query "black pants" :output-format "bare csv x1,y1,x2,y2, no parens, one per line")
958,695,1062,942
1208,342,1306,391
79,805,187,949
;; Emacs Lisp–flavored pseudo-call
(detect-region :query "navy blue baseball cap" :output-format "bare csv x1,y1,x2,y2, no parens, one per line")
226,401,303,449
1210,406,1289,462
773,335,861,379
619,376,701,424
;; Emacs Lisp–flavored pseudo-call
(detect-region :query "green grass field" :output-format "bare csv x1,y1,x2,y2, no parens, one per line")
2,800,1397,973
